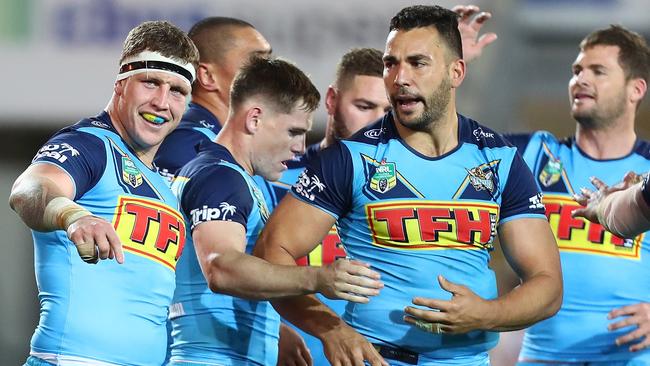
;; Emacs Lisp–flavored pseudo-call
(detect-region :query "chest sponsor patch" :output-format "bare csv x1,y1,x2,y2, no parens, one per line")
113,196,186,270
543,194,642,259
366,200,499,250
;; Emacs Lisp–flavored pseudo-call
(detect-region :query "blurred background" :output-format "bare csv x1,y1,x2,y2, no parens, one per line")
1,0,649,364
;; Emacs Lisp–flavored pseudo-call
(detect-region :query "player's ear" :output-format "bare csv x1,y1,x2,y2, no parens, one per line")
114,79,126,96
449,58,466,88
325,86,338,116
629,77,647,105
244,106,263,135
196,62,217,91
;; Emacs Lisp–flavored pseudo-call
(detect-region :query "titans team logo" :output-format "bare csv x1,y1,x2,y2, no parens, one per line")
453,160,501,200
539,158,563,187
466,165,496,194
122,156,143,188
370,159,397,194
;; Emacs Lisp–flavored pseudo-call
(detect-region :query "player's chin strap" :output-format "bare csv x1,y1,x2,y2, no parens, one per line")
116,50,196,87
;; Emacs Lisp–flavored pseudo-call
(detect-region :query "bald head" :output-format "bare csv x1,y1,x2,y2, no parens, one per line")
188,17,270,64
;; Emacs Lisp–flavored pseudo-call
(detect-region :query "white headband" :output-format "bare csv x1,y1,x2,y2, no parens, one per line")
117,50,196,86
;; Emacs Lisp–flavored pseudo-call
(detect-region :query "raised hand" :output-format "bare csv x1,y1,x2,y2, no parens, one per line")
452,4,498,62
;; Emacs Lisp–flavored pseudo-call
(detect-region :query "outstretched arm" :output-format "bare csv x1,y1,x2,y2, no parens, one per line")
10,163,123,263
573,173,650,238
255,194,387,366
195,215,381,301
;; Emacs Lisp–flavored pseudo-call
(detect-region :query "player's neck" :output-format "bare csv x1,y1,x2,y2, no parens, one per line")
191,92,228,127
106,106,156,168
575,118,637,160
395,108,459,158
215,126,254,176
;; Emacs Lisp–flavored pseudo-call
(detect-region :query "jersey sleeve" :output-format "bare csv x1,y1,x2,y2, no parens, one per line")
180,165,254,231
155,128,212,178
499,151,546,224
32,130,106,201
503,133,533,154
290,142,353,219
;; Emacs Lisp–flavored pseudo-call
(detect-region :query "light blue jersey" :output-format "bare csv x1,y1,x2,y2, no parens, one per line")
29,112,186,365
256,143,347,366
291,113,545,364
170,143,280,365
508,131,650,364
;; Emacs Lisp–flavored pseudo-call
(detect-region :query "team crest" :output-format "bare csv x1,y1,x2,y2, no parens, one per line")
539,158,562,187
121,156,143,188
252,185,270,222
466,165,496,194
370,159,397,193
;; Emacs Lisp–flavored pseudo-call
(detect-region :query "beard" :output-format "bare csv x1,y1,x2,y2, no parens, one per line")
572,91,626,130
391,76,452,132
331,108,352,141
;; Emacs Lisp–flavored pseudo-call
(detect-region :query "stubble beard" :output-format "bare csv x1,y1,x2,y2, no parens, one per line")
572,90,626,130
393,76,452,132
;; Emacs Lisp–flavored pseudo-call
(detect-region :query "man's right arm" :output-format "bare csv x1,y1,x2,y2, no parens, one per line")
254,194,387,366
10,163,124,263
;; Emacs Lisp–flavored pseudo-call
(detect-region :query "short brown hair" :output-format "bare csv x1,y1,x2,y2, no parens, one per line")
580,25,650,82
120,21,199,70
334,48,384,90
230,57,320,114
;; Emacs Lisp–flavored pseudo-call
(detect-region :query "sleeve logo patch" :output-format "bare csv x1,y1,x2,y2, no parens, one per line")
189,202,237,229
294,170,326,201
34,142,80,163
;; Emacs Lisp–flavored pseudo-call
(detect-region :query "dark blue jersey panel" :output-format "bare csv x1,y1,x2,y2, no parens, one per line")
292,141,353,218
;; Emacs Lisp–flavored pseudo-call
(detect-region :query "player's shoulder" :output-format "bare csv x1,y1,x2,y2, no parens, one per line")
633,139,650,160
503,129,568,153
345,113,395,146
180,144,246,183
42,113,113,151
458,114,513,150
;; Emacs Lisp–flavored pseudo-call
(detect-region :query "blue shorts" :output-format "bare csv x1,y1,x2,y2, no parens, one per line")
518,360,650,366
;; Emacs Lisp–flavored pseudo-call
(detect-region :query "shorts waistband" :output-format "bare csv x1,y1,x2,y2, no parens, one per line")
372,343,419,365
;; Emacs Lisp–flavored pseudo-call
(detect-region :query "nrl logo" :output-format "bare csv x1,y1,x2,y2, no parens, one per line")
122,156,143,188
370,159,397,193
466,165,495,193
539,158,562,187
